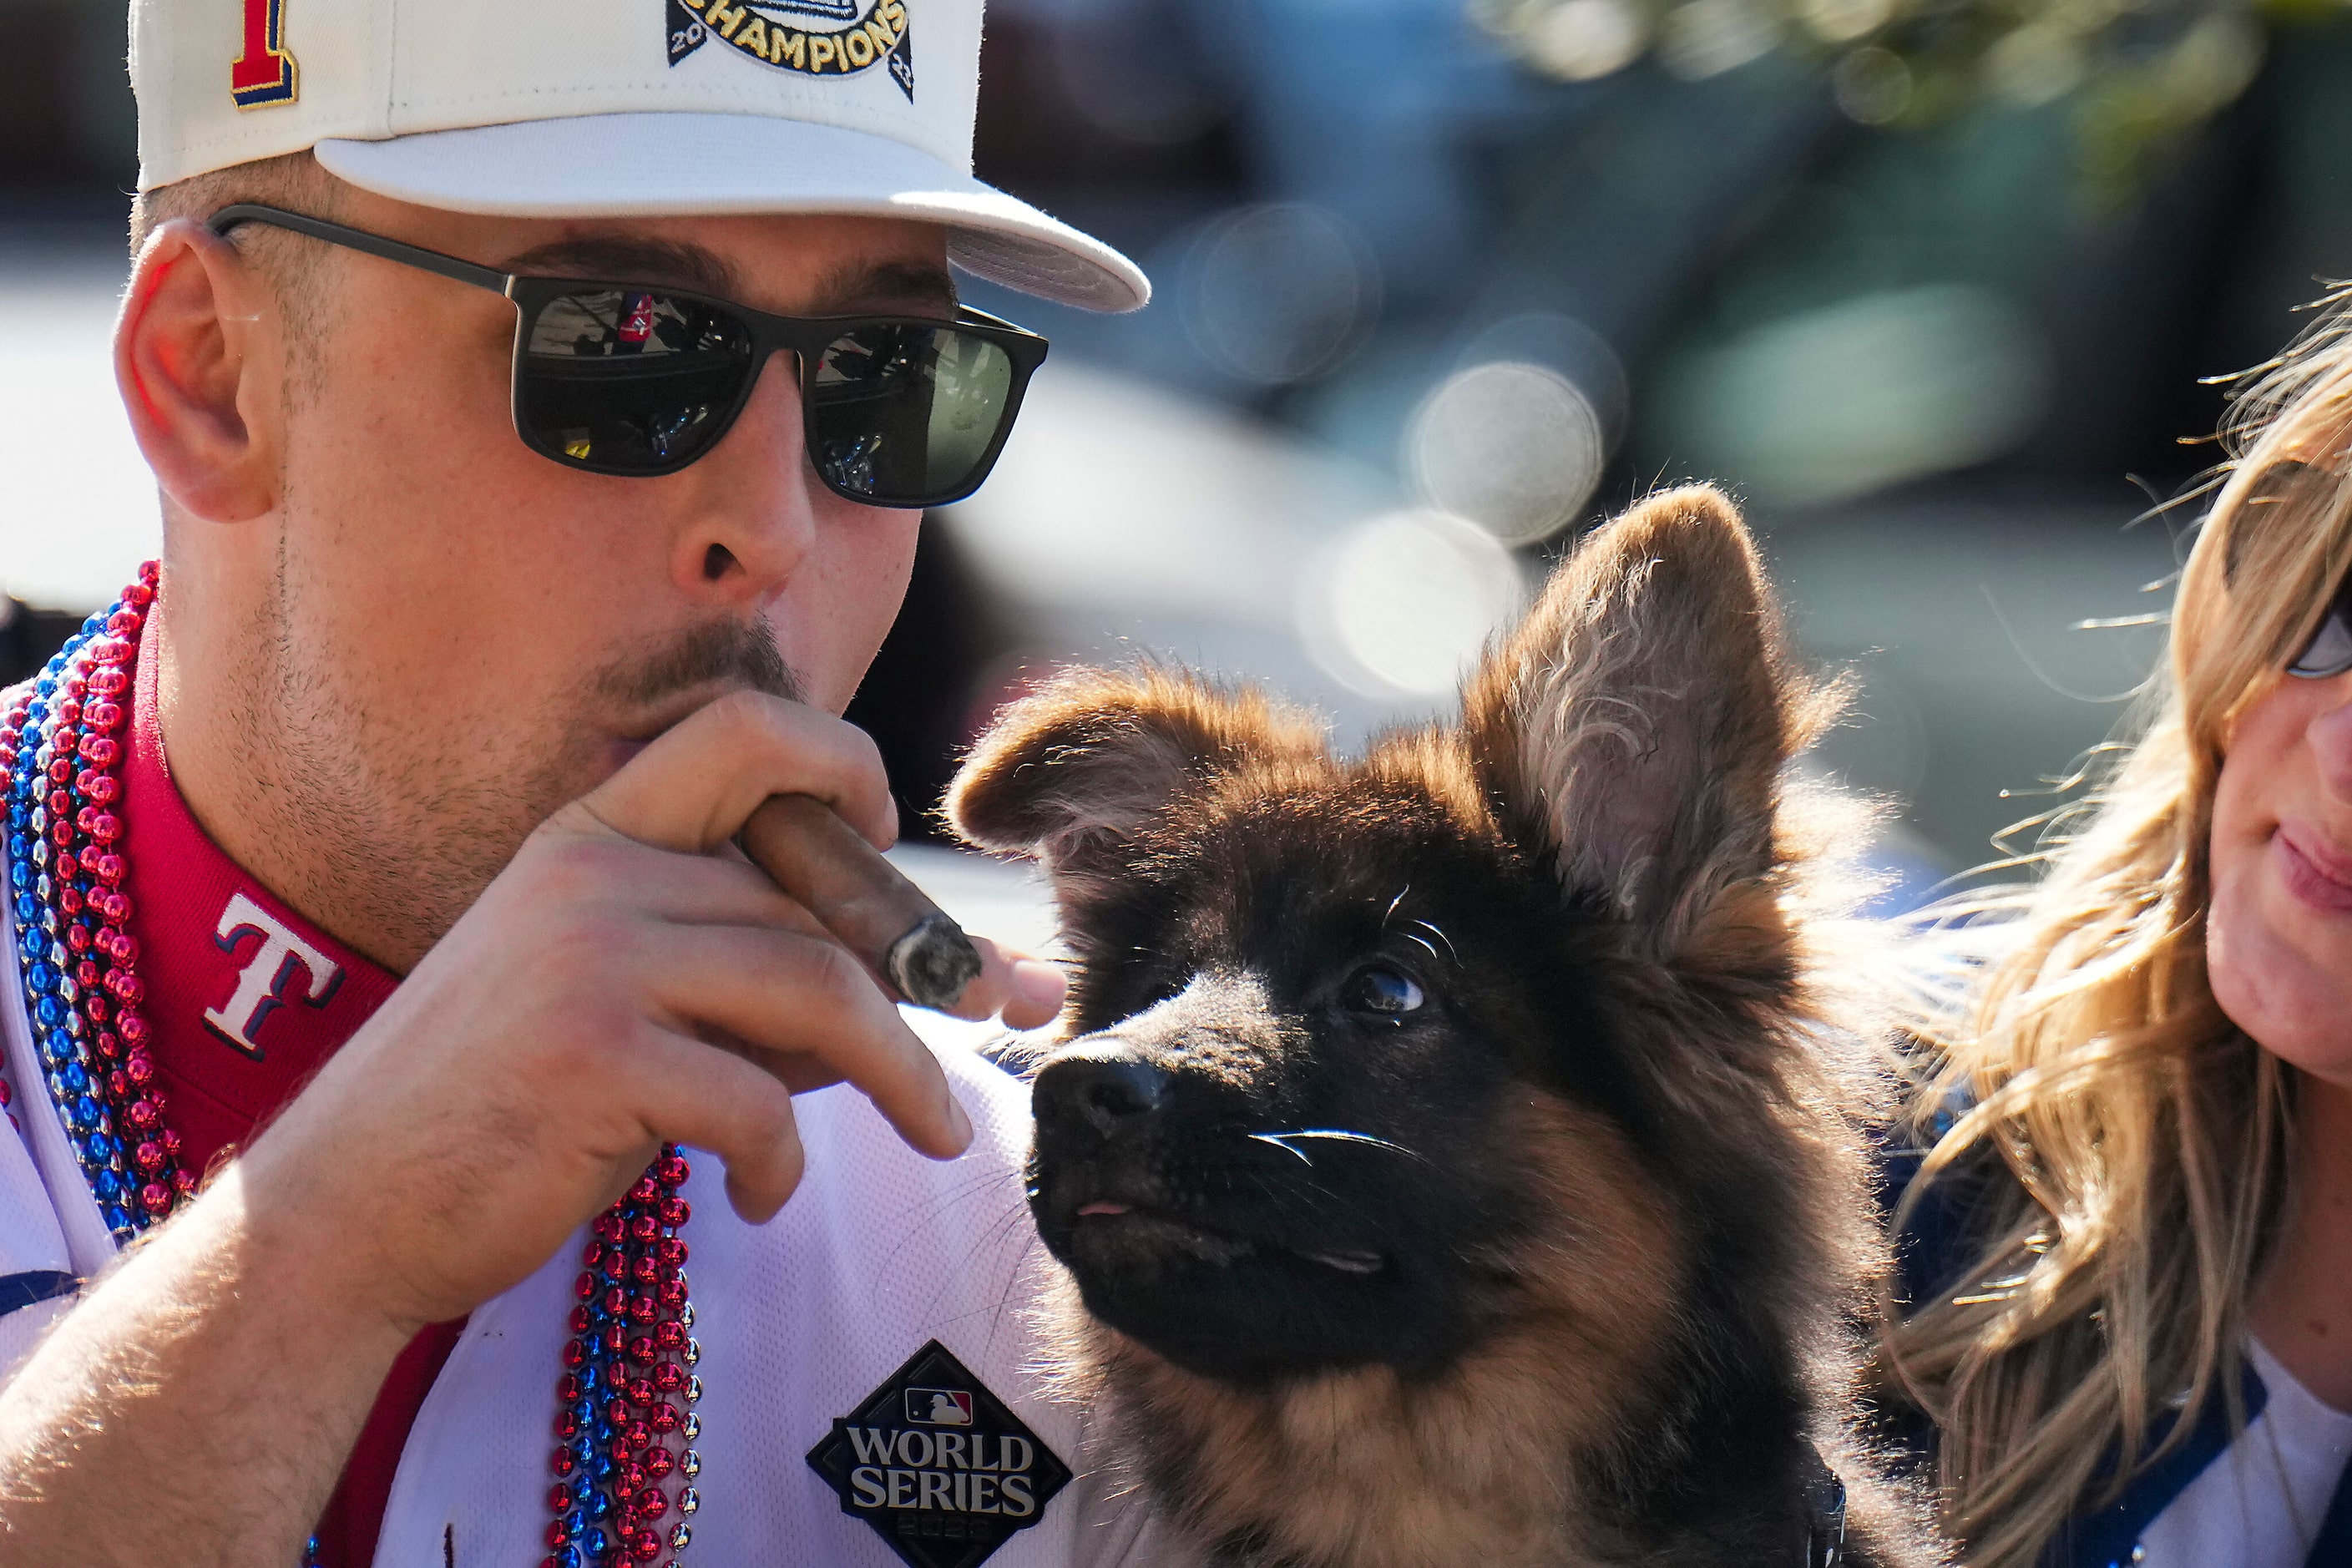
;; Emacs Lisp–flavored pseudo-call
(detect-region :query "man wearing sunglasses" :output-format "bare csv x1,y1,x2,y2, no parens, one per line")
0,1,1156,1565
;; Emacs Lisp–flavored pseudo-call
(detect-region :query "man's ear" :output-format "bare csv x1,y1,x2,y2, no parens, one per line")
1460,485,1834,953
115,218,290,524
948,666,1325,898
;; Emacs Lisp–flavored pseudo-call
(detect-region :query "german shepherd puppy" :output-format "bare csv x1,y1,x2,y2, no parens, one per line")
946,488,1939,1567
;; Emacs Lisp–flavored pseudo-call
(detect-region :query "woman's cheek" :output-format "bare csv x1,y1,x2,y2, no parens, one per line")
2207,681,2352,1080
2206,854,2276,1046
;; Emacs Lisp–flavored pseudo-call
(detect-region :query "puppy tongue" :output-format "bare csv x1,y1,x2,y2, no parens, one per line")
1077,1201,1131,1217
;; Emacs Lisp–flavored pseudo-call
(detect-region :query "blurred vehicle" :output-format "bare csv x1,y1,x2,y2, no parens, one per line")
893,0,2351,885
9,0,2351,893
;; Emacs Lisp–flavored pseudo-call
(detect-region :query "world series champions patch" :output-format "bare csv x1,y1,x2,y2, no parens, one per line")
666,0,913,101
807,1341,1071,1568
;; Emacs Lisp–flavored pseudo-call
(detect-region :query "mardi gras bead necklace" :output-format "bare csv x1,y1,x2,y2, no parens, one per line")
1,564,186,1238
1,568,702,1568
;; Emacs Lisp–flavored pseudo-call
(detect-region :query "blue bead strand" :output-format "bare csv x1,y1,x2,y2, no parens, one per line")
4,567,706,1568
0,564,181,1246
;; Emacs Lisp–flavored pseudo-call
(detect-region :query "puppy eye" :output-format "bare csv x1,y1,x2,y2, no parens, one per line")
2289,584,2352,680
1344,966,1425,1017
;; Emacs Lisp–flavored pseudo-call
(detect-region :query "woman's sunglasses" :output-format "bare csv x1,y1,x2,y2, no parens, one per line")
2289,568,2352,680
207,205,1050,508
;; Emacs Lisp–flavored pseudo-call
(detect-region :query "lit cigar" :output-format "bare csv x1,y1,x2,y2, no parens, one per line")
738,793,984,1013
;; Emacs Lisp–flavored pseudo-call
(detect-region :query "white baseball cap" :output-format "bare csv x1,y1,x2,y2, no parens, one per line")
129,0,1150,312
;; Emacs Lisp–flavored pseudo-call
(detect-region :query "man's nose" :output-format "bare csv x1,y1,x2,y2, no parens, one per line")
1034,1048,1171,1142
663,349,821,604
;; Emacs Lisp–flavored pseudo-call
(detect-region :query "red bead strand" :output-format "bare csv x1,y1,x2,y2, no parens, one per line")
542,1146,700,1568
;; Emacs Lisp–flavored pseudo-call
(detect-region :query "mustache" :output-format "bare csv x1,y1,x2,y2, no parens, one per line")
594,617,805,713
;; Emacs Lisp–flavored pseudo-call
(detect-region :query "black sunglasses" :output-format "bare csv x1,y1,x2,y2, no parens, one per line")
2289,566,2352,680
207,205,1050,508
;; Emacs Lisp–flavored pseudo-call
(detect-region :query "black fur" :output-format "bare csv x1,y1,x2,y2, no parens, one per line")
952,488,1944,1568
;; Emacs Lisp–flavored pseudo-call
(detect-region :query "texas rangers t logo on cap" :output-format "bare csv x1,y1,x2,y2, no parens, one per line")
666,0,914,100
230,0,298,109
133,0,1150,315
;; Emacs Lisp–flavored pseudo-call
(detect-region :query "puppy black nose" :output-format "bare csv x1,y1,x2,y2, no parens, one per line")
1035,1055,1170,1140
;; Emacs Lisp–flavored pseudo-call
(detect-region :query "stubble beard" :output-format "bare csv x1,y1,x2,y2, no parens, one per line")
230,542,804,973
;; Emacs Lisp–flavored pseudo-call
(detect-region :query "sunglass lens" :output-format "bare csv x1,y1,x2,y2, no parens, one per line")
2289,574,2352,679
807,325,1015,505
518,290,753,473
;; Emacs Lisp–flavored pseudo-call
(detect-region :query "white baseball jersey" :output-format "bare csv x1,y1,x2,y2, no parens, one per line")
0,884,1171,1566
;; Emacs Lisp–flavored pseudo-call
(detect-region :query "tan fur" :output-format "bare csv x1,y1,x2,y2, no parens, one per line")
1458,485,1844,948
959,487,1945,1567
950,665,1326,903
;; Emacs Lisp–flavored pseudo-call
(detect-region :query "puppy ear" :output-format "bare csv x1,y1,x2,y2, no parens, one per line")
948,666,1324,895
1461,485,1829,948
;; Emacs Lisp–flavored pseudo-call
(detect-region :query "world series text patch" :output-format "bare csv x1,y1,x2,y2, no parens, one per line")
807,1341,1071,1568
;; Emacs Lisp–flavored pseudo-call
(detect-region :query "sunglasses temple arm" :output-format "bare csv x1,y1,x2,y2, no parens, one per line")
205,205,514,297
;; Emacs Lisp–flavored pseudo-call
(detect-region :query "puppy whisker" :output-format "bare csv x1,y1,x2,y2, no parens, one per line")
1407,918,1459,967
1247,1130,1436,1167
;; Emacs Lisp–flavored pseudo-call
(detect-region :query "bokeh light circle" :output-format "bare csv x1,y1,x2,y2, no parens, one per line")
1523,0,1646,79
1407,360,1606,544
1180,204,1381,387
1299,510,1525,698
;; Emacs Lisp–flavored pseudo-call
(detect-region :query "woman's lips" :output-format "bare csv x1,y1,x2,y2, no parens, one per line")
2277,822,2352,916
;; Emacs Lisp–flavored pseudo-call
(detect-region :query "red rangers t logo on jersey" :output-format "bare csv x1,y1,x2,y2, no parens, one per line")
204,891,343,1060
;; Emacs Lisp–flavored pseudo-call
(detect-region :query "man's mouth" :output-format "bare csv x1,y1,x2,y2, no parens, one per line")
625,682,746,741
2278,821,2352,915
1068,1199,1385,1276
600,683,755,773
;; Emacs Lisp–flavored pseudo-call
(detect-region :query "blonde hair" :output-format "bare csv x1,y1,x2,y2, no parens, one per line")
1882,291,2352,1568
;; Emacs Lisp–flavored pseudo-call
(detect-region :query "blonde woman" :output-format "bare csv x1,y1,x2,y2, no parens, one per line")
1885,299,2352,1568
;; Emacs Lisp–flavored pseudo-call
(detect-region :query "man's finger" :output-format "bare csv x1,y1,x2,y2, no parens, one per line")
561,690,898,857
942,935,1067,1029
518,837,832,933
642,925,973,1160
622,1029,809,1222
604,845,835,939
1000,957,1067,1030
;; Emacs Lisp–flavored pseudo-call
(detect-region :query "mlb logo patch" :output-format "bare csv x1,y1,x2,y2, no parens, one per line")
808,1341,1071,1568
907,1388,974,1426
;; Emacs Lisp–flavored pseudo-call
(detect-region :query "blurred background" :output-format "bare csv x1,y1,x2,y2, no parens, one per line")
8,0,2350,908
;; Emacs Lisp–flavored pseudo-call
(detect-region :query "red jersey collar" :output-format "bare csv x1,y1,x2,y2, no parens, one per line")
123,621,397,1167
108,609,452,1568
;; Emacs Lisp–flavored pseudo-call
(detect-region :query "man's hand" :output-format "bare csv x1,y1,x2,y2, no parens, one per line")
0,690,1060,1562
246,686,1062,1332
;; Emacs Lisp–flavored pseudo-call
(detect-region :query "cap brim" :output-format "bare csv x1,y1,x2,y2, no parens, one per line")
312,113,1149,313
